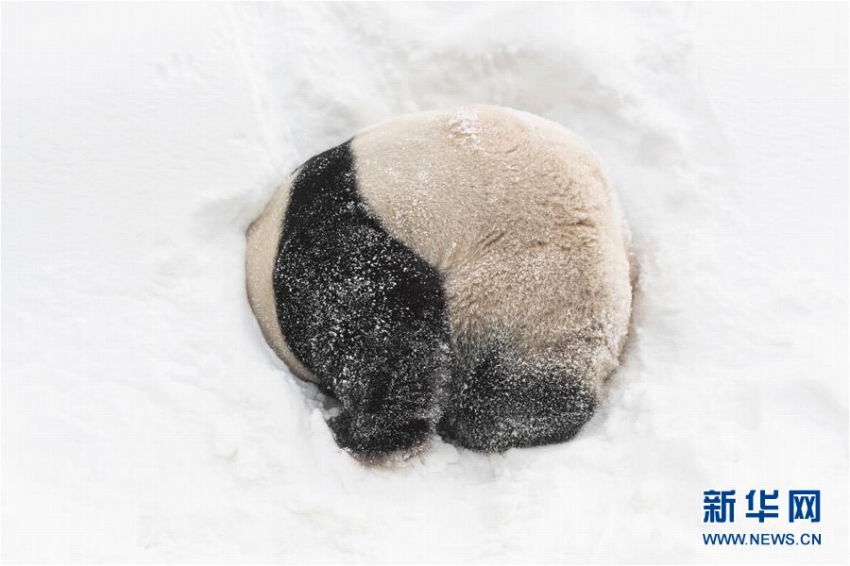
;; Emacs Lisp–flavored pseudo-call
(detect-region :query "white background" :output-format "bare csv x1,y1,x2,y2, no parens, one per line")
2,2,847,563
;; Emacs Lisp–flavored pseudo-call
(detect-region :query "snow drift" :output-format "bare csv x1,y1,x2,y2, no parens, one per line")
2,2,847,563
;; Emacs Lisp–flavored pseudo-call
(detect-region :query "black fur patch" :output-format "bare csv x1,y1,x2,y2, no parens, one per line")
437,337,598,452
273,141,452,456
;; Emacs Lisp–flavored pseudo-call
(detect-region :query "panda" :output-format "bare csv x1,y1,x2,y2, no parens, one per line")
246,105,633,458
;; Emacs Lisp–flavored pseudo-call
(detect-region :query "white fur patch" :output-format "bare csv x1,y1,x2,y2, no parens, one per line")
351,105,633,391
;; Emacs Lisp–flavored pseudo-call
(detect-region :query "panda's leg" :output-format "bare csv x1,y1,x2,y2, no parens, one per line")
274,142,452,457
437,344,598,452
322,316,452,456
279,235,452,456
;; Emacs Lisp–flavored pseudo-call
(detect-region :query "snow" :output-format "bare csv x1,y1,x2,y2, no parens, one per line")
2,2,847,563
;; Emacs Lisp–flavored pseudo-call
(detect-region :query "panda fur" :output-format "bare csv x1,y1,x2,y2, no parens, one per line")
246,105,633,457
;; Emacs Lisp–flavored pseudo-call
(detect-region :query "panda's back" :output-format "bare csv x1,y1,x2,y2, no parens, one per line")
352,106,632,392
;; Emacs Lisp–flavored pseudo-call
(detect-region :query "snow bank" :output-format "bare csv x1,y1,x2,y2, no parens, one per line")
2,3,846,563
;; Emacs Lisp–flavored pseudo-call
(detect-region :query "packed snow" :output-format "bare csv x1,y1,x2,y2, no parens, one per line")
2,2,847,563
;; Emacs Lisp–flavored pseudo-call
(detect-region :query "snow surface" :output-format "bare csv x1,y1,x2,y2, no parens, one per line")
2,2,847,563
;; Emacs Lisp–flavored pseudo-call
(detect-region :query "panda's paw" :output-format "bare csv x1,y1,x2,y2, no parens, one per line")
328,412,432,459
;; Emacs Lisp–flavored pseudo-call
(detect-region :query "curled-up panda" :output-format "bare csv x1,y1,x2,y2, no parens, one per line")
246,106,634,459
